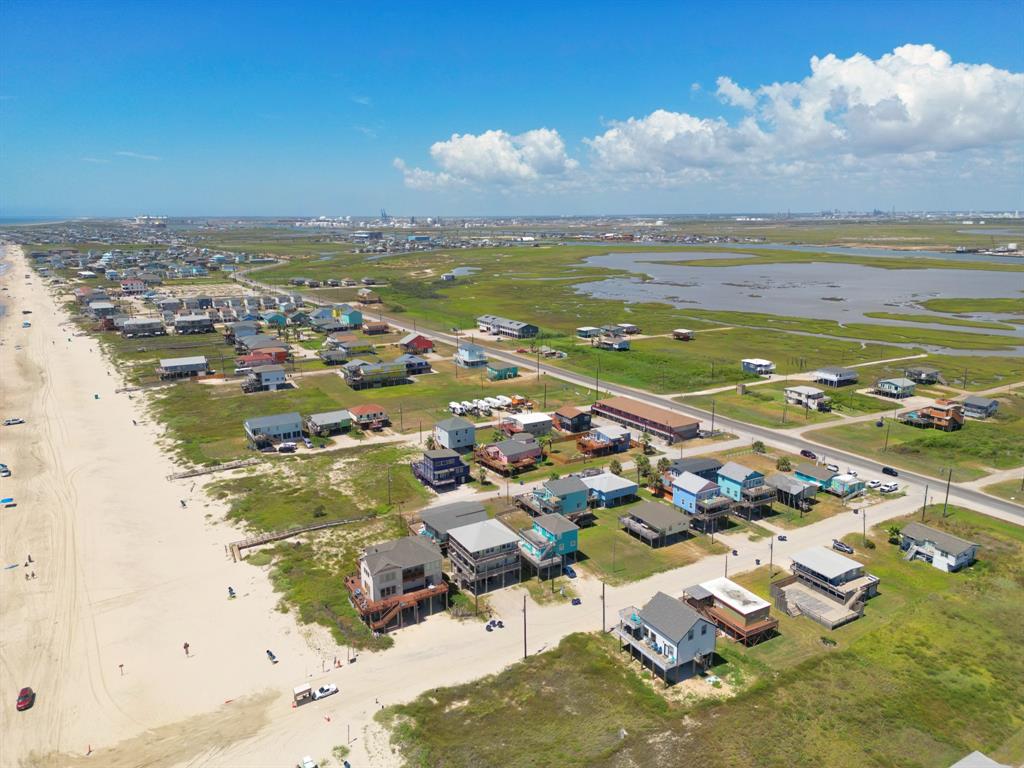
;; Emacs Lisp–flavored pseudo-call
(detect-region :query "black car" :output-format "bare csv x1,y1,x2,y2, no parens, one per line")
882,466,899,477
800,449,817,459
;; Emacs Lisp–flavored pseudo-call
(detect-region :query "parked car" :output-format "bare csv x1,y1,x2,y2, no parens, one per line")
881,466,899,477
21,321,31,328
312,683,338,700
16,687,35,711
825,463,839,472
846,469,858,477
3,418,25,426
800,449,817,459
880,482,899,493
563,565,577,579
278,442,297,453
302,437,314,449
297,757,318,768
867,479,881,489
777,534,788,542
832,539,854,554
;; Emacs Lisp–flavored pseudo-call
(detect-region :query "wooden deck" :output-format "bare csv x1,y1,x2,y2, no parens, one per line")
345,575,449,632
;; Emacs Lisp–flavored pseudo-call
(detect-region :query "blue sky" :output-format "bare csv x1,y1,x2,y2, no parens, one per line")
2,0,1022,216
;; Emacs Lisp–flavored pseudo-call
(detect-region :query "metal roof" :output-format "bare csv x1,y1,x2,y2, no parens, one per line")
435,416,474,432
963,395,998,408
879,377,916,387
669,457,722,476
671,471,718,495
791,547,863,580
448,518,519,553
626,501,687,532
544,476,588,497
307,410,350,427
244,412,302,431
765,473,813,495
637,591,702,644
423,448,460,460
700,577,770,616
900,522,978,558
580,473,638,494
796,462,837,483
534,513,579,536
159,355,208,368
718,461,760,483
419,502,488,537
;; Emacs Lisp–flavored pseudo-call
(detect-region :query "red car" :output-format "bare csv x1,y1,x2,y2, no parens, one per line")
16,687,35,711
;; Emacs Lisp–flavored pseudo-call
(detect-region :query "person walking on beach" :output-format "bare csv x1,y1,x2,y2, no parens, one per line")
183,642,190,657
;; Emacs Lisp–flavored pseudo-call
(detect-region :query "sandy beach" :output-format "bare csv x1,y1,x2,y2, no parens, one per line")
1,240,1020,768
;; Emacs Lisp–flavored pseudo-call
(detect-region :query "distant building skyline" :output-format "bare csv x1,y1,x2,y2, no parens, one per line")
1,1,1022,217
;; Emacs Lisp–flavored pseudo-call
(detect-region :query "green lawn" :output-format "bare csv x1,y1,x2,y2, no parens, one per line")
380,505,1024,768
805,393,1024,481
577,502,727,585
681,381,888,429
854,354,1024,392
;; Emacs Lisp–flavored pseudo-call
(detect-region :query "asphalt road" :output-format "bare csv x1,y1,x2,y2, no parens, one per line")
234,270,1024,520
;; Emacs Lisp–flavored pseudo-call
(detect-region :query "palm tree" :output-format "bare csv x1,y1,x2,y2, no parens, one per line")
656,457,671,475
609,459,623,476
640,431,652,455
886,525,902,544
425,435,437,451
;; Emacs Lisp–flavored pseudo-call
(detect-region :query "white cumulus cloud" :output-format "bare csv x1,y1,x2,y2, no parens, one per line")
396,128,577,189
396,44,1022,193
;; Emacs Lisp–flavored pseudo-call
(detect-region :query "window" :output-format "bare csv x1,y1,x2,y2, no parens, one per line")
687,629,694,641
701,624,707,636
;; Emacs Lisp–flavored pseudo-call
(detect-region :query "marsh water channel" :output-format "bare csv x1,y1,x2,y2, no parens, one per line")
574,250,1023,354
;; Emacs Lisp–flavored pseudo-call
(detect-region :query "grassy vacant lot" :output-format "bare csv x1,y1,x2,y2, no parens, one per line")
806,393,1024,481
380,506,1024,768
150,360,599,465
577,502,726,585
982,477,1024,505
920,296,1024,316
863,311,1018,330
540,331,905,395
209,443,429,531
682,381,888,428
853,353,1024,392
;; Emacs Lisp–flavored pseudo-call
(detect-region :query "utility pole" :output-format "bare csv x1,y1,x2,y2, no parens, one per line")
942,467,952,517
921,483,929,521
399,403,403,431
862,509,867,546
710,400,716,436
522,594,527,660
883,420,892,451
387,465,392,506
768,535,774,580
594,357,600,402
543,382,547,409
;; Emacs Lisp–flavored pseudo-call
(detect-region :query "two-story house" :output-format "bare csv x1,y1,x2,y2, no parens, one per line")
516,476,590,521
615,591,717,684
433,416,476,453
518,513,579,578
346,536,447,632
717,461,775,519
412,449,470,491
671,471,731,532
447,519,521,594
419,501,488,553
